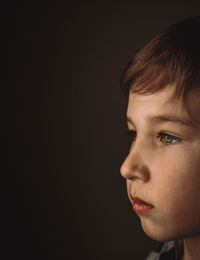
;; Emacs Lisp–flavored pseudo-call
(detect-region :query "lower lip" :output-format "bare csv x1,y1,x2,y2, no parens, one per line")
132,201,153,214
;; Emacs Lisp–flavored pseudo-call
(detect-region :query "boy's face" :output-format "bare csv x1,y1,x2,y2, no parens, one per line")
120,86,200,242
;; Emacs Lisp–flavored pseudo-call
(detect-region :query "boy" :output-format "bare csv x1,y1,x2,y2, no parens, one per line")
120,17,200,260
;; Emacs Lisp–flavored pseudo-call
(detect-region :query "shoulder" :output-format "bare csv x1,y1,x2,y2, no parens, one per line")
146,240,178,260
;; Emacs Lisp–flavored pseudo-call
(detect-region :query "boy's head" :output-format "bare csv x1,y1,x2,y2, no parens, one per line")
120,17,200,242
120,16,200,101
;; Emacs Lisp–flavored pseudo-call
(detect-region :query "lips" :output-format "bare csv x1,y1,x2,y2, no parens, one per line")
131,195,153,214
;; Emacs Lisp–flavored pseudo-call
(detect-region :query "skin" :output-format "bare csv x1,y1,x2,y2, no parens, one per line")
120,86,200,259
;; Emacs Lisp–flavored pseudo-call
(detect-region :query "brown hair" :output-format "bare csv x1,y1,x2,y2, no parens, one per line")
120,17,200,100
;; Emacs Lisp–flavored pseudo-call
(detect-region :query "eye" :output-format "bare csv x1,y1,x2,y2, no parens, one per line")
158,132,181,145
126,130,137,141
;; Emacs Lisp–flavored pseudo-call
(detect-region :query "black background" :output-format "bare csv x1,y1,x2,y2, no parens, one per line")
3,2,200,260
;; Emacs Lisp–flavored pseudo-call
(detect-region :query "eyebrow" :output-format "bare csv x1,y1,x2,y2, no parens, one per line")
126,114,198,129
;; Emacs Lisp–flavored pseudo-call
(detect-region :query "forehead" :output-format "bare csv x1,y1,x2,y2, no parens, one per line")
127,86,200,125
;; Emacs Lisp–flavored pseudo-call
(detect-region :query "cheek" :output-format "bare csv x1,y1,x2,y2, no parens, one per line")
154,147,200,189
154,151,200,218
140,148,200,240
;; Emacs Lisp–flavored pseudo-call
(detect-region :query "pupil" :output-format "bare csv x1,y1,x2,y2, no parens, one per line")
165,136,171,142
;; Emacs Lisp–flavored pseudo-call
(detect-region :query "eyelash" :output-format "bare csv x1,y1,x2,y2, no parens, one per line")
126,130,181,146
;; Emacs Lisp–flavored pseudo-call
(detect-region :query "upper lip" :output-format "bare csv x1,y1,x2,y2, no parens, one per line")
130,194,153,206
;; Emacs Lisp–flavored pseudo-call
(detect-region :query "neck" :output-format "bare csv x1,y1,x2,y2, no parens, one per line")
182,236,200,260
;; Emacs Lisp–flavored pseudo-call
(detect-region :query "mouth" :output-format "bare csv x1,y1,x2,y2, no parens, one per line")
130,195,154,214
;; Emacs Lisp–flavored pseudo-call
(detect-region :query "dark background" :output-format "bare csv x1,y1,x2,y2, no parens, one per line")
3,2,200,260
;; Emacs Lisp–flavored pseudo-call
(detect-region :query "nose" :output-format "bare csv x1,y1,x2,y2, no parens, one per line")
120,143,150,182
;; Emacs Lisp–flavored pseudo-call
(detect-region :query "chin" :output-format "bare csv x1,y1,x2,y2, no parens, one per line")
140,218,182,242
